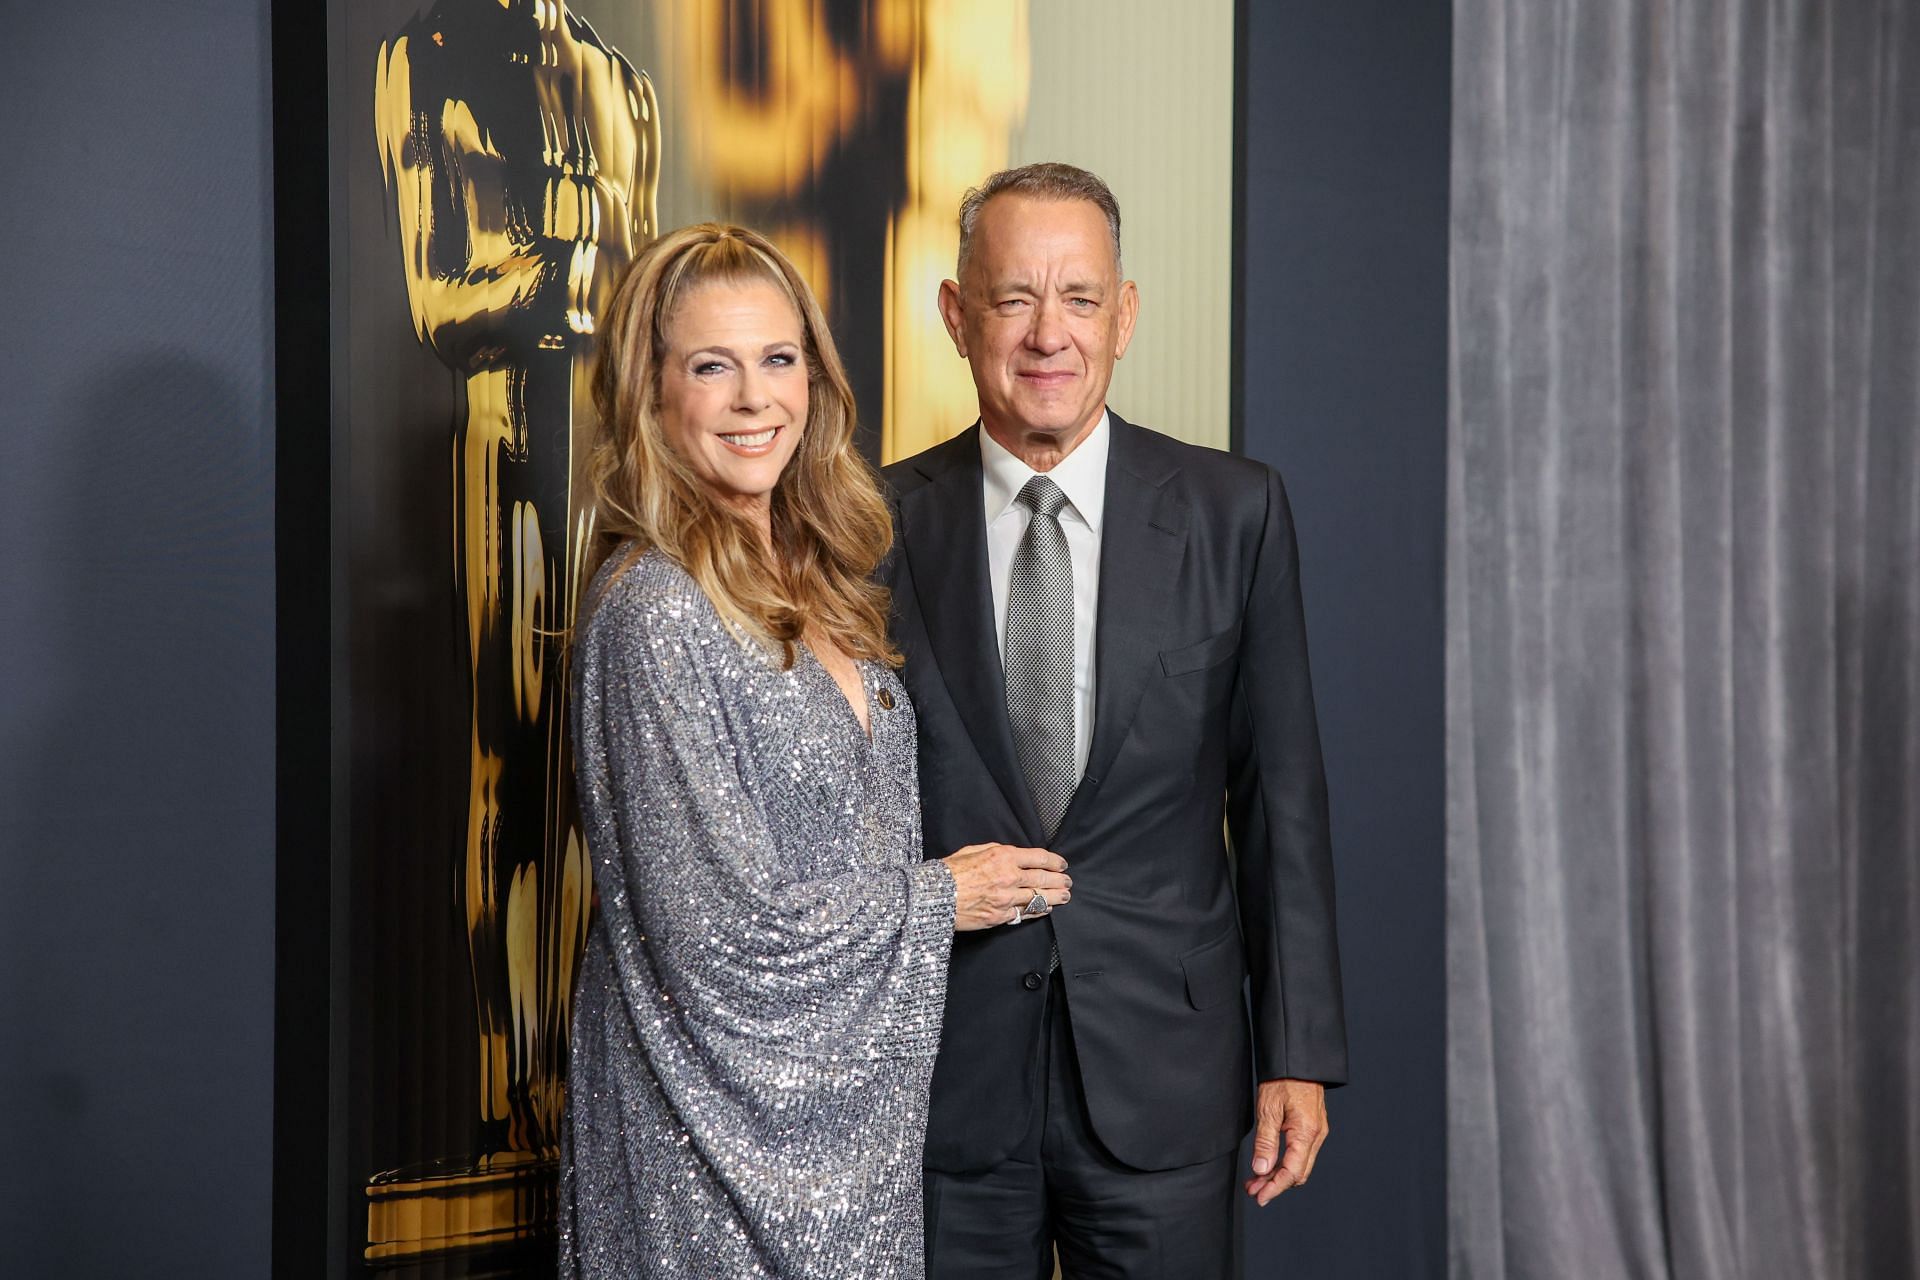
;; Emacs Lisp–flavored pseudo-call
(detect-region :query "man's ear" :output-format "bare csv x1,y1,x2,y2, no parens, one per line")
1114,279,1140,361
938,279,969,357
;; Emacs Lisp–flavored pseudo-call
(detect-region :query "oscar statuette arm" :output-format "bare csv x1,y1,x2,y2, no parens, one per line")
374,35,558,363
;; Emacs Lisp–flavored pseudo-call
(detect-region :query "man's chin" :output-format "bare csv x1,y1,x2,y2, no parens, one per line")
1002,406,1099,442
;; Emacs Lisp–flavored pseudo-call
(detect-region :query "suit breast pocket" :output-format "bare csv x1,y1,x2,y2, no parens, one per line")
1159,621,1243,677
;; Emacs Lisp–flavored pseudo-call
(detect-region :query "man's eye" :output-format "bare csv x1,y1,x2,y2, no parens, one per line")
997,298,1029,311
1069,297,1096,309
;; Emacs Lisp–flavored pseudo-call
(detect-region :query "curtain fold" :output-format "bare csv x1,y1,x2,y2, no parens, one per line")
1447,1,1920,1276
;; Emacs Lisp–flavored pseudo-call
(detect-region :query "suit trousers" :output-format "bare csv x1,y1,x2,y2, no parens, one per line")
923,971,1237,1280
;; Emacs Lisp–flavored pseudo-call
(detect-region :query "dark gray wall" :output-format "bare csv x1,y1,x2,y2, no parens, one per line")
0,2,276,1275
1236,2,1450,1277
0,1,1444,1273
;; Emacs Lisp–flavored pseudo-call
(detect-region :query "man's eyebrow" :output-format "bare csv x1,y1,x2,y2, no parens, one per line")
1058,280,1106,295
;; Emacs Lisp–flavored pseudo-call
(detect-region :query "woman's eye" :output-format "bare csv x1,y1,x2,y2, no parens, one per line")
693,361,728,377
766,352,797,368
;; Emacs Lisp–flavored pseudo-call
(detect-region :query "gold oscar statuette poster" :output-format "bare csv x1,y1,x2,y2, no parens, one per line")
365,0,658,1261
336,2,1231,1270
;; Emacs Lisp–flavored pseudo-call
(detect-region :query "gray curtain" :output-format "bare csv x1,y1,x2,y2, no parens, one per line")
1448,1,1920,1277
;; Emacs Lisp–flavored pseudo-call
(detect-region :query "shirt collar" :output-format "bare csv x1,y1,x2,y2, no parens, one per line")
979,410,1111,532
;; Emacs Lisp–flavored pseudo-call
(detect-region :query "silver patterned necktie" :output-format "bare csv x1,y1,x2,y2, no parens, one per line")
1005,475,1078,839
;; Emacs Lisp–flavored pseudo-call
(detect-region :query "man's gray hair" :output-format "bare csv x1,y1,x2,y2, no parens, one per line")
956,162,1123,279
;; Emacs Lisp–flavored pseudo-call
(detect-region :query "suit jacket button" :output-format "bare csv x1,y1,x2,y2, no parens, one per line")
1022,972,1043,991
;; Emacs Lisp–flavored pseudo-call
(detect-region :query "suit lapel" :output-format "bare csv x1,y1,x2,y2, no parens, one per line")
1059,416,1188,832
900,429,1048,844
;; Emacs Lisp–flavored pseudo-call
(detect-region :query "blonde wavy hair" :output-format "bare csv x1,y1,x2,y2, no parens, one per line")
581,223,899,668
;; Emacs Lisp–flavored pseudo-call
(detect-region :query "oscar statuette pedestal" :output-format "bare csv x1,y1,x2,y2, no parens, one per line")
365,1149,556,1263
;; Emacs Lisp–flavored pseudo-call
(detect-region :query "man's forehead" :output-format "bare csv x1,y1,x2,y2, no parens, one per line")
977,271,1110,295
975,198,1109,246
968,197,1117,279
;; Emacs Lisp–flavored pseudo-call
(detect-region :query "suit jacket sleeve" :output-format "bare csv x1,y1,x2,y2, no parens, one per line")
1227,467,1349,1085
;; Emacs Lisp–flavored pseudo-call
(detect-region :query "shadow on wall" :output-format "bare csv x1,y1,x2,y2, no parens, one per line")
0,353,274,1275
1851,574,1919,1273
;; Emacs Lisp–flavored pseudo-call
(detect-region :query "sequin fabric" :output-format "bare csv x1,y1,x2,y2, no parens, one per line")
560,548,955,1279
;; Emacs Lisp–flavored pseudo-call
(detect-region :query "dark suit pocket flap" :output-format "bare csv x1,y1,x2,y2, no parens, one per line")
1180,928,1247,1011
1159,621,1243,677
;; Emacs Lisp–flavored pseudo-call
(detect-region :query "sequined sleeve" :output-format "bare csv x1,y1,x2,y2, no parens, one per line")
575,559,955,1060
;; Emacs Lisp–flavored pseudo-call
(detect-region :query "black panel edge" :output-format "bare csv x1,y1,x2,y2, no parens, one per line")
272,0,336,1273
1229,0,1250,457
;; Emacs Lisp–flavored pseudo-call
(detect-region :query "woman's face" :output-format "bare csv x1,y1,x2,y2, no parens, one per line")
658,278,810,523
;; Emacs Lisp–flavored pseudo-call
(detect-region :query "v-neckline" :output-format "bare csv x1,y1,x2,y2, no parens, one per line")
804,644,873,743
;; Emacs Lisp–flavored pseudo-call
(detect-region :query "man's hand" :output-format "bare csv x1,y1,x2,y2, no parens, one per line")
1245,1078,1328,1205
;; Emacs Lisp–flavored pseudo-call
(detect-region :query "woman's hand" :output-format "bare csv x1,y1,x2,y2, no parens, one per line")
942,843,1072,931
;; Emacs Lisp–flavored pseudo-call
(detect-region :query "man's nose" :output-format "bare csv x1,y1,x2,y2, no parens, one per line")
1026,299,1070,354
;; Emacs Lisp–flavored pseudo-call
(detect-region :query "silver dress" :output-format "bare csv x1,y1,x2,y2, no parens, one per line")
560,548,955,1279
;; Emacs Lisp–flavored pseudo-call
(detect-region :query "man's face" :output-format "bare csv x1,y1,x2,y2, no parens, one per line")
939,195,1138,452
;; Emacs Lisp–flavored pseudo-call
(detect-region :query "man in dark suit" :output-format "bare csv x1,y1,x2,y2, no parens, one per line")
882,163,1348,1278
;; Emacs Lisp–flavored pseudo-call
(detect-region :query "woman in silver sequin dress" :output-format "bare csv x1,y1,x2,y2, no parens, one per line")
561,224,1073,1279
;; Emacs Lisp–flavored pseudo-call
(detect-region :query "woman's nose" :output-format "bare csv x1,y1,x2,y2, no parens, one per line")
734,367,771,411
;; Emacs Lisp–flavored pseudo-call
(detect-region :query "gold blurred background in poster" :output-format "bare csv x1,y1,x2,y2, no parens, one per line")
643,0,1236,461
350,0,1230,1269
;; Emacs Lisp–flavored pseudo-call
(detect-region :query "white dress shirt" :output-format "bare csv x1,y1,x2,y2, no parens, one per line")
980,411,1109,781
